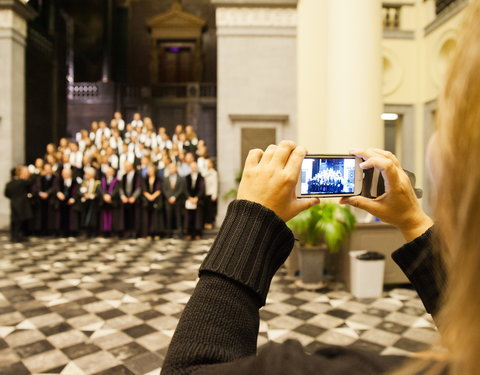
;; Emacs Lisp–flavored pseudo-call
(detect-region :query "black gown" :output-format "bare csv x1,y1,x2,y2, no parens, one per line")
4,177,34,241
184,173,205,237
35,174,55,235
52,177,81,235
140,176,164,237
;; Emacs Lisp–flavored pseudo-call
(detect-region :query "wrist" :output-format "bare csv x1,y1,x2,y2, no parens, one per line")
399,212,434,242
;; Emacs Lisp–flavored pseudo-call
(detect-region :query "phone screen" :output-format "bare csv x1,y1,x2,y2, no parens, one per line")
300,157,357,196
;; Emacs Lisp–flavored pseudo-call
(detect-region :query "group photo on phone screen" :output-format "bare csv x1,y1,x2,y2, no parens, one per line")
300,157,356,195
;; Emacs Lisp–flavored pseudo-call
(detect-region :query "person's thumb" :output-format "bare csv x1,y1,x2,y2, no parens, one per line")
293,198,320,215
340,196,377,215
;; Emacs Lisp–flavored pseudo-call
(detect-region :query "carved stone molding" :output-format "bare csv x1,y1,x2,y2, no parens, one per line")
216,7,297,28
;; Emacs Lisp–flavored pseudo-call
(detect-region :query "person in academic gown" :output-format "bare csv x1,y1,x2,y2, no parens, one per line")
183,162,205,240
79,167,101,236
28,158,44,234
4,166,34,242
119,161,141,238
98,166,123,236
163,163,186,238
140,165,164,238
36,163,56,235
52,168,81,236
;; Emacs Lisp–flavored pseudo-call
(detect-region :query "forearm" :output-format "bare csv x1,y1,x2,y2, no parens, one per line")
161,274,260,375
162,200,295,374
392,226,445,317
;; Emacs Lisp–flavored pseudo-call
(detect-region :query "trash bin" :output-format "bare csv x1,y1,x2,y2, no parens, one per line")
349,250,385,298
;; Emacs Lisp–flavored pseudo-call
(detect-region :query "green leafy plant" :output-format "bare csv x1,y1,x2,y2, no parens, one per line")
287,203,356,252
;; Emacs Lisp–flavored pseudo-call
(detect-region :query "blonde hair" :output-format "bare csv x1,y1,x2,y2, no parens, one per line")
434,0,480,373
393,1,480,374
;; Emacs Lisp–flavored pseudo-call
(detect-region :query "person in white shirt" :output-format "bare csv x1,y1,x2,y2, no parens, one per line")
69,142,83,170
113,111,125,133
172,124,183,144
89,121,99,142
131,112,143,129
202,158,218,229
95,121,111,148
106,147,119,170
118,143,136,178
197,144,209,175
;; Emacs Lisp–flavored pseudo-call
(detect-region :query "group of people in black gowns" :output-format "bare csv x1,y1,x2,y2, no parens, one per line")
4,112,219,242
307,168,345,194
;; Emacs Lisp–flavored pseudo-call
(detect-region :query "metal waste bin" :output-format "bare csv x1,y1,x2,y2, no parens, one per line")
349,250,385,298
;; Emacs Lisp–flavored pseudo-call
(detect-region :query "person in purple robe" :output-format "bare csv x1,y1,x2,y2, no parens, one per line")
98,166,123,237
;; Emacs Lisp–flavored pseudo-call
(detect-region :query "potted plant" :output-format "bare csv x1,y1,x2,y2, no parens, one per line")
287,203,356,288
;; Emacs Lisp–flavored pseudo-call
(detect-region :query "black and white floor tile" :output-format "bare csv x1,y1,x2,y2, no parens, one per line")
0,235,438,375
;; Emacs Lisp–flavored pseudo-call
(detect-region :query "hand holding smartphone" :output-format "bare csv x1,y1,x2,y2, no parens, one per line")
297,155,363,198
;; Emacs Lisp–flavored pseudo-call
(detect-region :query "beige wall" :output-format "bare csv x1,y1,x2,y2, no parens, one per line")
296,0,468,215
382,0,468,198
215,6,297,221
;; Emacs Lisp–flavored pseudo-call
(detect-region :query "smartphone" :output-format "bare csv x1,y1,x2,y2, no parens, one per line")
297,154,363,198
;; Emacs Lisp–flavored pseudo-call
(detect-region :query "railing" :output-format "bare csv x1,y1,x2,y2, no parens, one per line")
68,82,99,100
383,4,402,29
200,83,217,98
68,82,217,102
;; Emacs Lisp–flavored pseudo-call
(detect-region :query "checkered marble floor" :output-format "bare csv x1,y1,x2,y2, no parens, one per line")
0,235,438,375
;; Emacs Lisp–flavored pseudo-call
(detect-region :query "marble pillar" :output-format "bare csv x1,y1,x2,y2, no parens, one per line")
298,0,383,153
0,0,36,228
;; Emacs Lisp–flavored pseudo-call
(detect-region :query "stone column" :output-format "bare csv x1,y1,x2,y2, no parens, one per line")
101,0,113,82
0,0,36,228
298,0,383,152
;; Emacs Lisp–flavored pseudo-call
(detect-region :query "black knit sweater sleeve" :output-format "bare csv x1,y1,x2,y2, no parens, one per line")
391,227,445,316
161,200,295,374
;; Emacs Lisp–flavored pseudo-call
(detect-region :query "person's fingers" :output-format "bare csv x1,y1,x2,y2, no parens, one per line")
292,198,320,215
258,144,277,166
359,156,401,191
284,146,307,180
349,148,385,161
270,140,297,168
341,195,379,213
370,148,401,167
244,148,263,170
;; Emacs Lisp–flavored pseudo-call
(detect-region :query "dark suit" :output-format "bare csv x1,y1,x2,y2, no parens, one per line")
36,174,55,235
163,173,186,236
184,173,205,237
120,171,141,237
140,176,164,237
52,177,81,235
4,178,34,242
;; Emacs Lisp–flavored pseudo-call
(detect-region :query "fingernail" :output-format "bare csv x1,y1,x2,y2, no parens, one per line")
359,162,367,168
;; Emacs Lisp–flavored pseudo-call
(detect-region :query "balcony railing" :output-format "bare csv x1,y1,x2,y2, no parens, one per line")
68,82,217,102
383,4,402,29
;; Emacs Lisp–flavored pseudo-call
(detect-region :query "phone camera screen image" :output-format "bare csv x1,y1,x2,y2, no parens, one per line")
301,157,356,195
